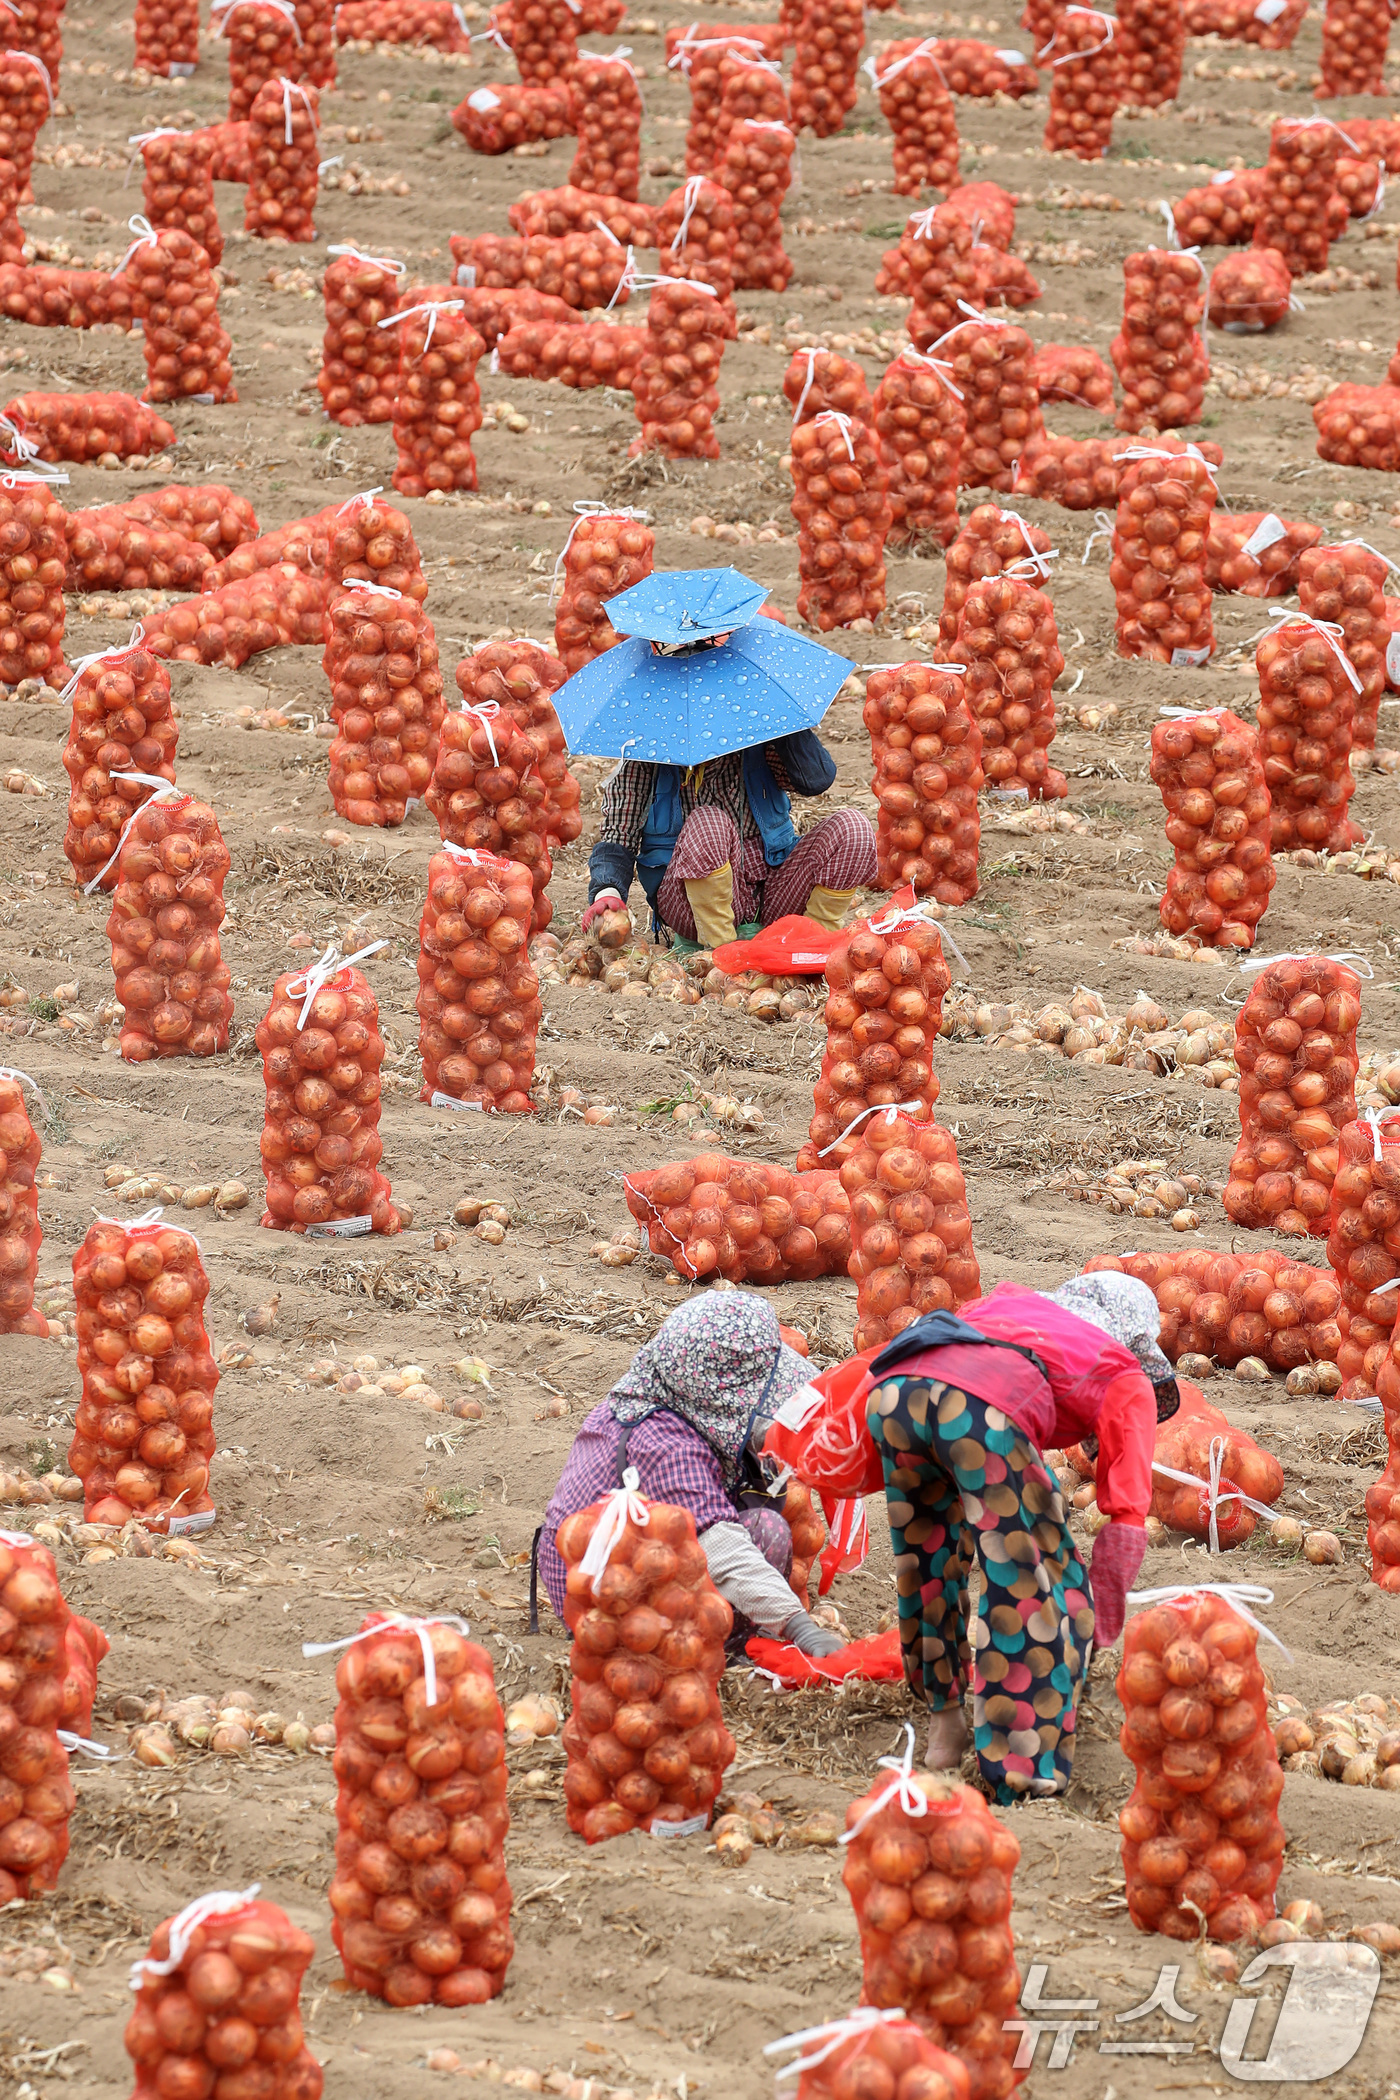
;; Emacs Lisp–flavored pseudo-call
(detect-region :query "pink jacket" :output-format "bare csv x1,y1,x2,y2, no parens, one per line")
893,1281,1156,1523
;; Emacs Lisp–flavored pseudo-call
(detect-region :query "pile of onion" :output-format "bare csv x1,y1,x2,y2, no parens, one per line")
1365,1451,1400,1594
451,81,574,156
623,1154,852,1284
1335,153,1381,219
1224,953,1361,1235
507,183,656,248
1083,1248,1342,1375
1254,118,1343,277
941,180,1018,250
1206,509,1319,598
1149,708,1272,949
939,502,1054,646
0,259,139,331
319,249,401,427
325,582,444,828
1110,448,1217,664
136,129,222,264
790,0,865,137
142,564,330,668
134,0,201,74
873,350,967,551
1117,1590,1285,1940
842,1769,1023,2098
720,117,796,293
454,284,576,350
1255,616,1362,855
866,661,982,902
956,571,1068,801
0,1073,43,1335
1041,6,1127,161
325,1612,512,2003
62,640,179,892
1,390,174,465
1325,1112,1400,1398
567,51,642,201
107,793,233,1063
1298,540,1388,749
257,956,401,1235
416,845,539,1114
1118,0,1185,104
1031,343,1115,413
1084,1368,1286,1545
0,476,69,693
937,317,1044,495
558,1490,735,1843
974,246,1041,311
1111,247,1208,433
114,224,236,403
798,909,953,1169
0,1534,75,1895
847,1110,981,1351
218,0,305,123
869,40,962,198
554,508,654,674
187,115,253,183
67,1216,218,1530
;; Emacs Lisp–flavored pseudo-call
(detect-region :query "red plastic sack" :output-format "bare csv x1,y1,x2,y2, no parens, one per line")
114,223,235,404
847,1110,981,1351
721,116,795,293
1032,342,1114,412
553,505,653,673
294,0,336,87
0,1073,43,1335
416,846,539,1114
324,1612,512,2005
797,904,954,1170
452,80,573,155
319,244,401,425
791,0,864,136
454,283,577,349
143,566,329,668
1326,1114,1400,1396
0,474,67,692
1041,6,1125,161
245,74,319,243
761,1343,882,1498
1206,509,1320,597
941,181,1018,250
1208,245,1291,333
874,349,966,551
135,0,201,74
257,954,401,1235
870,39,961,198
62,640,179,894
0,1530,72,1895
624,1155,851,1285
201,492,424,599
956,571,1067,801
1298,541,1387,749
63,1613,109,1738
126,1894,321,2098
843,1758,1024,2099
866,662,983,904
747,1628,904,1687
784,344,873,424
1255,615,1362,855
108,793,233,1062
939,315,1044,494
1111,447,1217,664
1112,247,1208,432
1149,708,1272,949
135,128,221,264
558,1488,734,1843
68,1215,217,1532
975,245,1040,311
1254,119,1341,277
1118,1590,1284,1941
218,0,303,122
1224,953,1361,1235
325,584,444,828
2,390,173,464
567,51,642,201
1119,0,1184,103
712,916,842,976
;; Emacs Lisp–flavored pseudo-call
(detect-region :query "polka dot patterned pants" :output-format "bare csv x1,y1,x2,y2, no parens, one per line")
866,1373,1095,1803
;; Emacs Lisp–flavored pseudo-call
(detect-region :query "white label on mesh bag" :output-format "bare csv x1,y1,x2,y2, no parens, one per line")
168,1507,216,1537
792,951,829,965
304,1215,374,1238
987,785,1030,802
1171,646,1212,667
649,1813,709,1839
432,1091,483,1111
774,1381,826,1431
1211,170,1234,185
1241,513,1287,559
1387,630,1400,686
995,47,1028,63
1254,0,1287,21
468,88,501,110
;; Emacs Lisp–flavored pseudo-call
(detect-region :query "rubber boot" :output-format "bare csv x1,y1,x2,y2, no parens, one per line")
805,885,858,931
684,865,738,949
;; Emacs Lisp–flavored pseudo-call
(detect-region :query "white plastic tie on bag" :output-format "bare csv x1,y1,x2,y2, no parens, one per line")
814,410,857,461
1265,607,1363,694
327,242,405,274
1127,1582,1291,1658
839,1722,930,1842
766,2009,910,2080
58,626,149,702
286,939,389,1028
1237,947,1372,978
578,1468,650,1592
118,214,162,274
0,1067,44,1116
458,697,500,764
280,76,317,144
57,1729,125,1760
302,1611,471,1709
84,774,182,894
549,499,650,599
894,347,964,399
1081,509,1115,564
377,299,465,351
130,1885,262,1990
817,1099,924,1158
1365,1104,1400,1159
865,898,970,975
1042,4,1114,64
1150,1440,1282,1556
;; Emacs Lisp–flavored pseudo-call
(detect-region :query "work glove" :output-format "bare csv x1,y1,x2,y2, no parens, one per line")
783,1608,846,1658
1088,1521,1148,1647
581,890,623,933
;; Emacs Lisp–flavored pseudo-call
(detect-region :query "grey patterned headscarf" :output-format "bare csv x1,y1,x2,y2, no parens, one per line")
609,1292,812,1492
1045,1271,1174,1386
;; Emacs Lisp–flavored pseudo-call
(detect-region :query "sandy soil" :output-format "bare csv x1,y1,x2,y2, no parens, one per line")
4,4,1400,2096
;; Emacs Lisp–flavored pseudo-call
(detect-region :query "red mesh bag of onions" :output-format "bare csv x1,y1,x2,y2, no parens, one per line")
927,39,1039,96
622,1155,851,1285
123,483,259,561
1110,447,1217,664
1312,382,1400,476
973,246,1040,312
1111,247,1208,433
1,391,174,465
656,176,736,303
317,1611,512,2005
1117,1587,1285,1941
631,276,732,459
934,312,1044,494
1012,432,1124,510
869,39,961,198
790,0,864,137
324,582,444,829
63,511,211,602
507,182,655,247
197,489,424,600
790,409,892,632
1326,1112,1400,1399
133,128,221,264
0,473,68,694
1168,172,1262,250
1319,0,1390,96
1149,707,1273,949
955,570,1068,802
888,209,983,354
135,0,201,74
189,115,253,184
847,1109,981,1351
257,945,401,1236
1031,343,1114,412
68,1213,218,1533
1208,246,1291,333
1040,6,1126,161
415,845,539,1115
451,232,628,310
318,243,402,426
0,51,52,194
874,350,966,552
940,181,1018,252
1298,540,1388,749
0,1073,43,1336
382,299,484,496
1253,119,1343,277
106,790,233,1063
867,661,982,905
939,502,1055,648
452,80,574,156
1206,510,1320,597
1181,0,1305,44
552,502,654,674
767,2009,973,2100
0,1530,74,1895
334,0,473,41
711,47,789,172
142,566,329,669
781,1480,828,1605
796,902,954,1170
1118,0,1184,104
1255,613,1362,855
841,1741,1024,2100
720,117,795,292
61,639,179,894
216,0,304,123
664,25,784,177
558,1481,735,1844
455,285,578,350
244,74,319,242
784,343,873,424
1082,1248,1340,1377
567,50,642,201
450,635,580,846
294,0,336,87
126,1891,321,2100
114,220,236,405
1223,952,1361,1236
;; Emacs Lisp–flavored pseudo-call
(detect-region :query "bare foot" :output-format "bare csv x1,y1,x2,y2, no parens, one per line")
924,1706,970,1771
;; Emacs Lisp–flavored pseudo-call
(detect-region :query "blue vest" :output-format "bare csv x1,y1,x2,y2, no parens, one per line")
637,751,800,887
